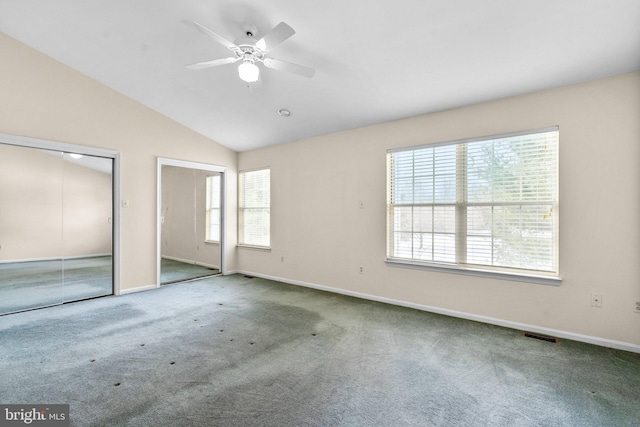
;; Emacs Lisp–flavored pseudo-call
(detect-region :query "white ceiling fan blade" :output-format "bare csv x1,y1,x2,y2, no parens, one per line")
186,57,239,70
183,20,238,50
263,57,315,78
256,22,295,52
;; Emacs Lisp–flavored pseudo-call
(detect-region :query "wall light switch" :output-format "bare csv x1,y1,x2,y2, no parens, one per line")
122,199,130,208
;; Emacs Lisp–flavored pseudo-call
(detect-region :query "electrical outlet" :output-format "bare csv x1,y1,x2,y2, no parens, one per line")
281,256,284,263
591,293,602,307
634,301,640,313
359,266,364,274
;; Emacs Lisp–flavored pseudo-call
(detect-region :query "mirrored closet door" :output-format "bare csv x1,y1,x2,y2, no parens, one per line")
0,142,114,315
159,160,224,284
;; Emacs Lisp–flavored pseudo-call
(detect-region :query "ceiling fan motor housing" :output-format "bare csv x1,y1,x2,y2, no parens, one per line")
233,37,264,60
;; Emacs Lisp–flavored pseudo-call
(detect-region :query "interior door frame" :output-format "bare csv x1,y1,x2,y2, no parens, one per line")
0,132,121,295
156,157,227,286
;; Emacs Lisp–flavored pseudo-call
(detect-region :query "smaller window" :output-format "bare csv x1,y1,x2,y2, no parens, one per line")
239,168,270,248
205,174,221,243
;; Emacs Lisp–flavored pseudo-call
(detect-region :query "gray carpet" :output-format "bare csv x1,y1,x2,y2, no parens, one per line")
160,258,219,284
0,256,112,314
0,274,638,426
0,257,218,315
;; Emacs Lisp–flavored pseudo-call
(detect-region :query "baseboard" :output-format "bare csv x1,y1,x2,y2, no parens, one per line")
0,253,112,264
161,255,219,270
235,270,640,354
119,284,157,295
66,253,112,260
196,262,219,270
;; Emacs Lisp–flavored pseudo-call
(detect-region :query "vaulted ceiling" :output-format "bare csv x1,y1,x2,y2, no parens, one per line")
1,1,639,152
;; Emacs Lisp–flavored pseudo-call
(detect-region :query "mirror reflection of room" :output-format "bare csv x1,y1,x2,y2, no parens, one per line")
160,165,221,284
0,143,113,315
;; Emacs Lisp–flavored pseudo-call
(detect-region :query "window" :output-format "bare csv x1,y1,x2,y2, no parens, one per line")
387,127,559,279
239,168,270,248
205,174,221,242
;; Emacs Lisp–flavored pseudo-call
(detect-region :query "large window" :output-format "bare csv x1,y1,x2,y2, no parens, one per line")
387,127,559,279
239,168,270,248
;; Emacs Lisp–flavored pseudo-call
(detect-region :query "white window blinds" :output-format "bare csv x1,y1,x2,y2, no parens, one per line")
387,128,559,275
239,168,270,247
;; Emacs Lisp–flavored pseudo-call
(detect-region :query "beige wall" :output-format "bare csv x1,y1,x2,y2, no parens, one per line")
0,145,63,260
62,155,112,258
238,72,640,347
0,144,112,261
0,32,237,291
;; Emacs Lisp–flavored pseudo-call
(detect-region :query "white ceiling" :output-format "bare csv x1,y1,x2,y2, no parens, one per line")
1,1,639,152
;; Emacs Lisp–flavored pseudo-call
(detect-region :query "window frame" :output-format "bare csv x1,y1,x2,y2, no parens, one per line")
205,174,221,244
386,127,561,286
238,167,271,249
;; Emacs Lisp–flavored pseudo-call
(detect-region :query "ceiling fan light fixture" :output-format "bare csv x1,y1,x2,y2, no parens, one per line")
238,60,260,83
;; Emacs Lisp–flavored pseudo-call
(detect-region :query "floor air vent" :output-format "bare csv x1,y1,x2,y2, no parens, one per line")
522,331,559,344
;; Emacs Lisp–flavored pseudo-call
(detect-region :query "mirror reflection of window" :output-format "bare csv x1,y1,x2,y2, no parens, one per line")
160,165,221,285
206,174,221,243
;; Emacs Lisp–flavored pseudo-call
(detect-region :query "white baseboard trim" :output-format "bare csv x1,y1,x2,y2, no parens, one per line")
119,284,157,295
235,270,640,354
0,253,112,264
197,262,219,270
161,255,219,270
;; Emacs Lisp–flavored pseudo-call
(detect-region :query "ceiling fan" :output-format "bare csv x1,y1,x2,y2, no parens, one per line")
183,20,315,83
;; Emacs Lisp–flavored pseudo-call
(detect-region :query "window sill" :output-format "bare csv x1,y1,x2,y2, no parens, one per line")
385,259,561,286
204,240,219,245
237,244,271,251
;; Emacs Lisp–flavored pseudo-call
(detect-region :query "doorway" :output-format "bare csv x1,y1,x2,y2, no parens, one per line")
157,158,225,285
